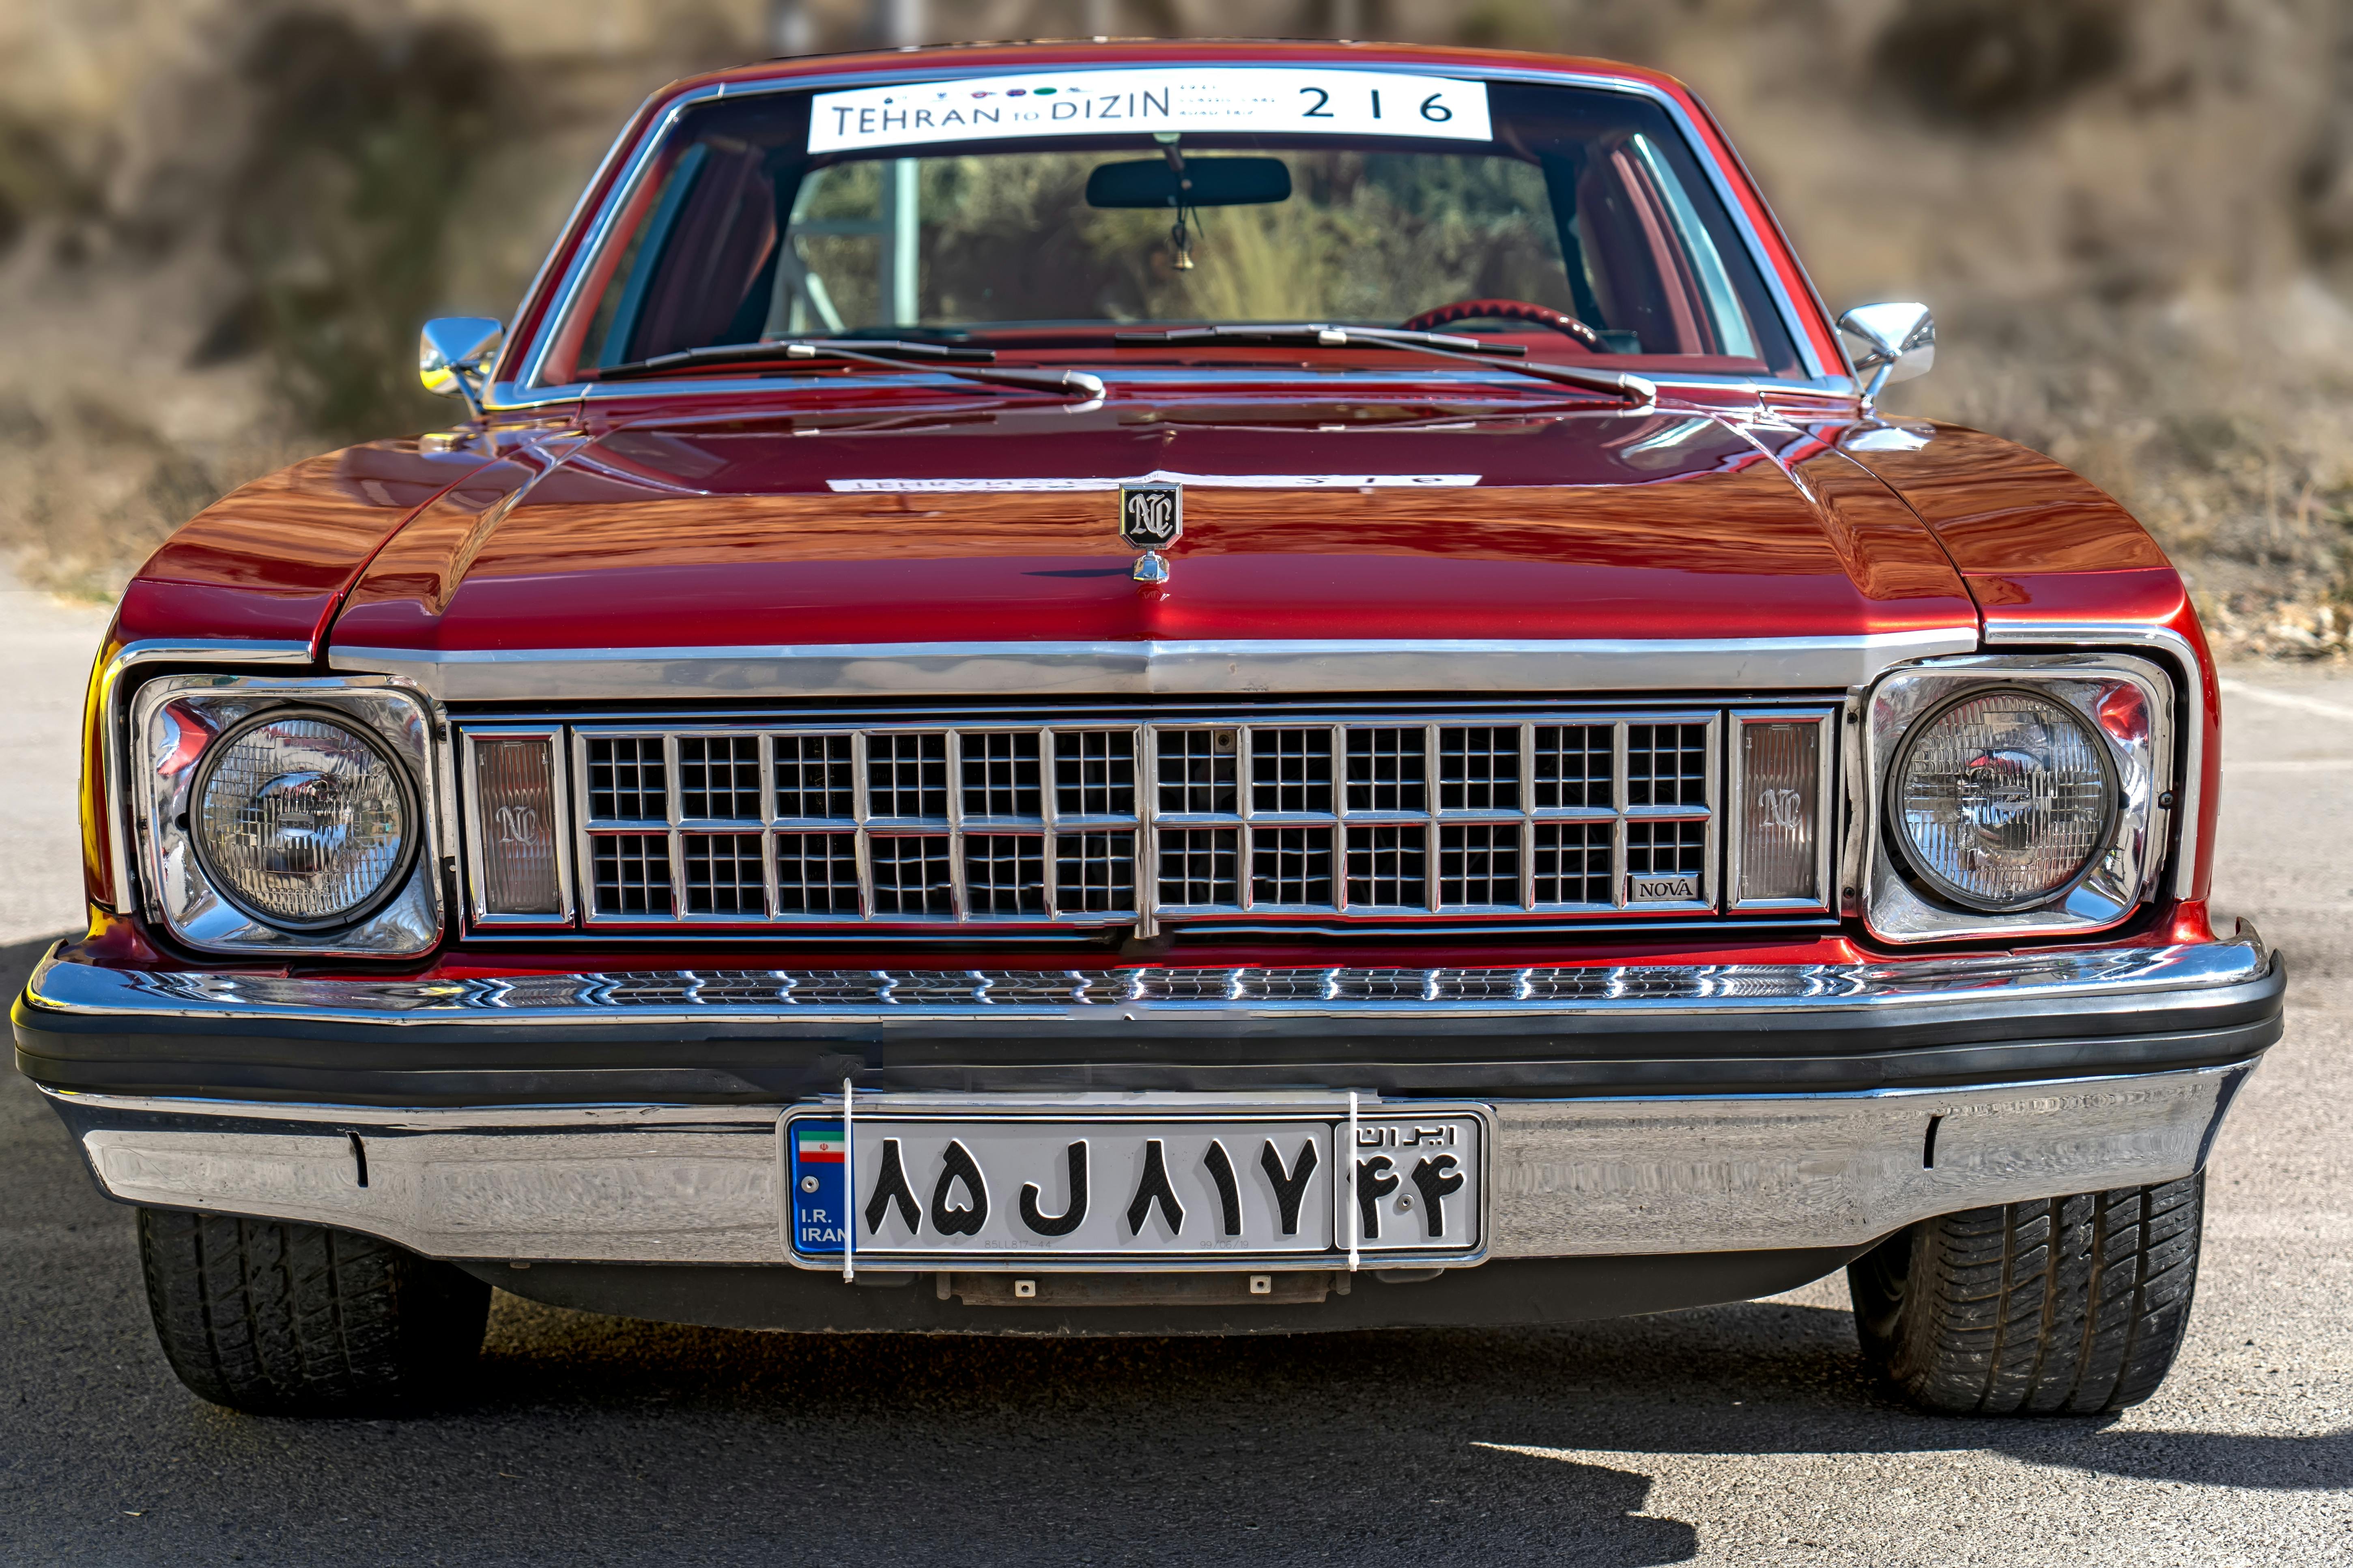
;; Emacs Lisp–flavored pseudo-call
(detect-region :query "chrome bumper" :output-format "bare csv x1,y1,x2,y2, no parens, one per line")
22,937,2271,1022
45,1062,2253,1265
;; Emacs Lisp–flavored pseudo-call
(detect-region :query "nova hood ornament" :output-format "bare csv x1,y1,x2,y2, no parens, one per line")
1119,481,1183,584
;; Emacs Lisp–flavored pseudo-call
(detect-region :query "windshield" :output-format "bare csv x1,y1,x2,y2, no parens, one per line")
558,67,1799,382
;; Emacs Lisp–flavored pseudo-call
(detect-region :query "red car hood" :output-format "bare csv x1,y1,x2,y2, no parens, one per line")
327,404,1979,658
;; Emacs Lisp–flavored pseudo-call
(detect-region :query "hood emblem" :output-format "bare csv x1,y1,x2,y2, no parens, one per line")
1119,481,1183,584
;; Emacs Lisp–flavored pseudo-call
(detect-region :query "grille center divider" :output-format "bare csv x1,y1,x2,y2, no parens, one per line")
462,708,1790,932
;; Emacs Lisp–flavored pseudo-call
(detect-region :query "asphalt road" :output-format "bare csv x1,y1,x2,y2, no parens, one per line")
1,586,2347,1564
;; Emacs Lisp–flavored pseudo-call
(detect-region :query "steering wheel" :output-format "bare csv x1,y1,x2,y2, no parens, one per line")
1400,298,1606,353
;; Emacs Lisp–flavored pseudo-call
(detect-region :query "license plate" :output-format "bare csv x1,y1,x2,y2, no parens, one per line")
781,1102,1488,1269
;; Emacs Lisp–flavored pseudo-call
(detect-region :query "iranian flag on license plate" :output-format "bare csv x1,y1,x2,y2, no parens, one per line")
796,1125,846,1164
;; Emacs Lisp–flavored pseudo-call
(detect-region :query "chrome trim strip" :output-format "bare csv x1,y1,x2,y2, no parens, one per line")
502,60,1839,405
46,1062,2252,1264
24,936,2270,1027
94,640,315,912
1980,621,2208,901
332,630,1976,703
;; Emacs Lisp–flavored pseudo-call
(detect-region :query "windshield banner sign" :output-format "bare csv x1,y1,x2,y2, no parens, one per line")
809,69,1494,153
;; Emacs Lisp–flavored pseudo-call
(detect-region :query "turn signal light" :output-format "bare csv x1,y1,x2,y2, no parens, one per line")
473,735,563,915
1734,715,1826,906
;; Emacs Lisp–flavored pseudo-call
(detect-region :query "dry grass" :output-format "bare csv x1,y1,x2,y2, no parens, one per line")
0,395,309,601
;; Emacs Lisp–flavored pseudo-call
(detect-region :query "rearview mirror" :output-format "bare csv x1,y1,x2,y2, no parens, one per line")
419,316,504,416
1836,302,1934,399
1086,157,1292,209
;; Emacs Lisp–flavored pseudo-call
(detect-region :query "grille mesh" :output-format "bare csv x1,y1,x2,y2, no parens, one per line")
592,833,671,916
1628,723,1710,808
1346,728,1427,812
679,736,760,820
1439,726,1521,812
1534,724,1612,809
964,834,1047,915
683,832,763,915
1056,730,1136,818
1533,821,1613,906
1438,822,1521,907
1250,729,1335,814
775,832,860,914
775,734,854,820
1159,827,1240,907
868,732,949,820
586,737,665,821
555,712,1729,926
1157,729,1238,814
962,732,1041,820
869,836,954,916
1346,825,1426,909
1056,830,1136,913
1252,826,1335,906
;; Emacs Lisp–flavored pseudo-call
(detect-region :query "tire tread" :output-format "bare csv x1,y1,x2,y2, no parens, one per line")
137,1209,488,1415
1850,1173,2204,1416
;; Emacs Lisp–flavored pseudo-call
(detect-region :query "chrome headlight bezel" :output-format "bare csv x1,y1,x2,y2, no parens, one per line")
186,704,424,933
1860,654,2173,944
129,676,443,957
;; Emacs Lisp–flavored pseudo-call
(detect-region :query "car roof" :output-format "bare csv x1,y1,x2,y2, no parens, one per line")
660,37,1696,105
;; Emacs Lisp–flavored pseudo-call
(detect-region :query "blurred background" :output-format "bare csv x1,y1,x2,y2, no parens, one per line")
0,0,2348,657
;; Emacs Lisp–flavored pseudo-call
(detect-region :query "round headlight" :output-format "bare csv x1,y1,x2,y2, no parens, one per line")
1889,686,2117,913
190,708,417,930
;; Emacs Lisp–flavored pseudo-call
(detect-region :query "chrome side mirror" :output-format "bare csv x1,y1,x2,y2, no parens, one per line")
1837,303,1934,400
419,317,504,418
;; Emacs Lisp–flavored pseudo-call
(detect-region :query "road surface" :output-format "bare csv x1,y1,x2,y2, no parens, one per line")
0,585,2345,1564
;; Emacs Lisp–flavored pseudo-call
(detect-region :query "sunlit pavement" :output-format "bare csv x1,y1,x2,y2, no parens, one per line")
2,610,2347,1563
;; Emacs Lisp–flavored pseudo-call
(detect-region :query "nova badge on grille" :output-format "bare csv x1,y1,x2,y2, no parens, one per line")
1120,481,1182,584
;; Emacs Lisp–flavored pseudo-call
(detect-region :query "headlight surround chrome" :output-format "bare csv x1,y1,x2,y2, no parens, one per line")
1861,655,2172,944
130,677,441,956
188,707,419,930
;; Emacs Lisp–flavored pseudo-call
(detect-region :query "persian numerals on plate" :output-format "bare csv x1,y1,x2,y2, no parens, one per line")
785,1110,1485,1264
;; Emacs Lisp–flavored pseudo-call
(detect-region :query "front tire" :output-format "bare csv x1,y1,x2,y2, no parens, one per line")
1849,1174,2204,1415
138,1209,489,1415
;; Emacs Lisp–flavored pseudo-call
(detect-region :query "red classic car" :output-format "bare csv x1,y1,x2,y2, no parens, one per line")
17,39,2279,1417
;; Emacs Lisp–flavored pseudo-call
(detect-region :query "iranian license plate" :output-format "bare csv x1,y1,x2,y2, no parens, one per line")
781,1103,1488,1268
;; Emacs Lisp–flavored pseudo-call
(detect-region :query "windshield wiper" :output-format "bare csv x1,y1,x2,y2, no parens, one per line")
1115,324,1655,404
598,338,1104,399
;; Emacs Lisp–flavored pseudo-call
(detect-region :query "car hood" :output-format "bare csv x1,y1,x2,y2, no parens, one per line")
326,403,1979,662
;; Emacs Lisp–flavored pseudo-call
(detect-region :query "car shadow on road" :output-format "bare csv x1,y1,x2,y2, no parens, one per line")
475,1290,2353,1489
401,1290,2348,1563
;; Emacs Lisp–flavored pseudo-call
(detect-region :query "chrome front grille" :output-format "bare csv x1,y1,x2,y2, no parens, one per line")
475,707,1773,932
